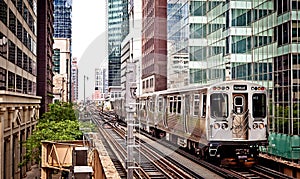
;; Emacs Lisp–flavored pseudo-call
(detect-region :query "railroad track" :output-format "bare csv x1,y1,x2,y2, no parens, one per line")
139,129,296,179
95,111,209,178
94,111,296,179
94,111,168,178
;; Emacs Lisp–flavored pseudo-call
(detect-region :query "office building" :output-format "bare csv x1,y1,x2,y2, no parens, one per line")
37,0,55,115
53,0,72,38
53,0,72,102
107,0,129,88
52,38,71,102
93,68,108,103
142,0,167,93
121,0,143,98
0,0,42,178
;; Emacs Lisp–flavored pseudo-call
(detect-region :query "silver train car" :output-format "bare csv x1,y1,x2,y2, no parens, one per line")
113,80,269,167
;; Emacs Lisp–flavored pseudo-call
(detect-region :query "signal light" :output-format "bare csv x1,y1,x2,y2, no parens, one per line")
251,86,266,91
214,123,220,129
259,123,265,129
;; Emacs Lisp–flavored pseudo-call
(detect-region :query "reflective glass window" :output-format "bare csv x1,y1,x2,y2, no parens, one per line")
210,93,228,118
252,94,266,118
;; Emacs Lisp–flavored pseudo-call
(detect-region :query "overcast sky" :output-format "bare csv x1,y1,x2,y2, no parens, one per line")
72,0,107,101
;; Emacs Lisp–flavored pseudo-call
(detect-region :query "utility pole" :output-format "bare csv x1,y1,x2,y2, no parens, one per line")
125,62,136,179
84,75,88,108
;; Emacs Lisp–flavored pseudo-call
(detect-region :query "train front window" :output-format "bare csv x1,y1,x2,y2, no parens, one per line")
252,94,266,118
210,93,229,119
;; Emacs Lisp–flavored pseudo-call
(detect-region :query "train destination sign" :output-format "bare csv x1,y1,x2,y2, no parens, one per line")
233,85,247,90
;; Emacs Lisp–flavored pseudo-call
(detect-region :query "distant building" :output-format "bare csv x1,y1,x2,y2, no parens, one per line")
142,0,167,93
52,38,71,102
0,0,42,178
71,57,79,102
93,68,108,103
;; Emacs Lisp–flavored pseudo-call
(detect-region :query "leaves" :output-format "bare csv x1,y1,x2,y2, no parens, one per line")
21,102,83,166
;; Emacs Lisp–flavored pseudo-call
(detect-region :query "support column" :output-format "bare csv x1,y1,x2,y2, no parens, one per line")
125,63,137,179
0,107,6,179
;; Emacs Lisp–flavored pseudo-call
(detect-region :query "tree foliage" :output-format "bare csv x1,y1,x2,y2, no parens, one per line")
21,102,83,166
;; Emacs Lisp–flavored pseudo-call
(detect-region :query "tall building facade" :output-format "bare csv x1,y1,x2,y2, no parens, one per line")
37,0,54,115
142,0,167,93
167,0,299,161
121,0,143,98
53,0,72,38
0,0,42,178
53,0,72,102
107,0,129,88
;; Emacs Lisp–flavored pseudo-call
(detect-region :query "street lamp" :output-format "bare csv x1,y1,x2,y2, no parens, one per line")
84,75,88,107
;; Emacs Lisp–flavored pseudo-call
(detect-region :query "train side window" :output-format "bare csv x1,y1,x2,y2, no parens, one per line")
177,96,181,114
252,94,266,118
169,96,174,113
158,97,162,112
173,96,177,113
194,94,200,116
201,94,207,117
149,99,153,112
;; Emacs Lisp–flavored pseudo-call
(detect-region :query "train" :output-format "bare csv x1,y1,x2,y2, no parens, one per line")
112,80,269,167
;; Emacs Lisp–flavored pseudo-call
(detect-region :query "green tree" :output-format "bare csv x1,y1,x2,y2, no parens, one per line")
20,102,83,166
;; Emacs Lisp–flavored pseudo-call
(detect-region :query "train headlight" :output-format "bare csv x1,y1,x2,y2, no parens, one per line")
253,123,258,129
259,123,265,129
221,123,228,129
213,123,220,129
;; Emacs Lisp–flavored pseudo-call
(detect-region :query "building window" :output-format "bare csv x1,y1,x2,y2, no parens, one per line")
53,49,60,73
9,10,16,35
23,53,28,71
0,67,6,90
17,20,22,41
193,94,200,116
8,71,15,91
16,75,22,92
8,40,15,64
0,32,8,59
17,47,22,67
0,0,7,25
23,78,27,94
190,1,206,16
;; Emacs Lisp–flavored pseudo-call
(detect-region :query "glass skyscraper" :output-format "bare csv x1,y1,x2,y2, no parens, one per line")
107,0,129,87
53,0,72,38
167,0,299,161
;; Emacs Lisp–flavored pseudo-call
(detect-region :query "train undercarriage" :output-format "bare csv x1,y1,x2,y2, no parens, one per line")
142,125,262,168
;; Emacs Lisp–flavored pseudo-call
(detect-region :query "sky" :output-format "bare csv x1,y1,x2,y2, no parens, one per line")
72,0,107,101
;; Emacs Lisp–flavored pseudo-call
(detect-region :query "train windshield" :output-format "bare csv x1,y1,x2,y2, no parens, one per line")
252,93,267,118
210,93,229,119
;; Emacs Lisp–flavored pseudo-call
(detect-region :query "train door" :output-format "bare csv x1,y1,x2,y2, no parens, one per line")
232,93,248,139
